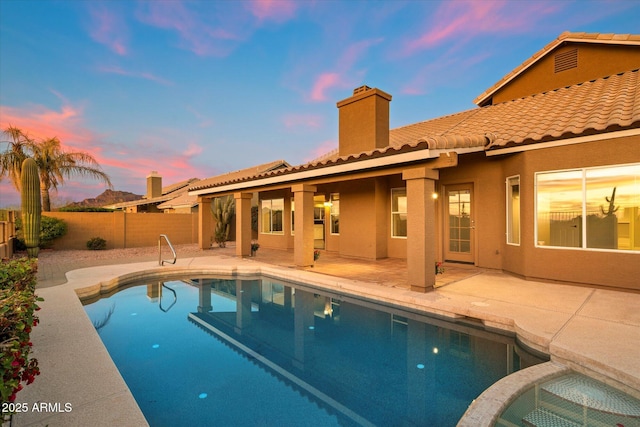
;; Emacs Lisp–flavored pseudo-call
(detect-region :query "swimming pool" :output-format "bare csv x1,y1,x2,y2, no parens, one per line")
83,276,545,426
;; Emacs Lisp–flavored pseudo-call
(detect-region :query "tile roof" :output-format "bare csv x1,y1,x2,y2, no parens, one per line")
401,68,640,150
110,178,200,208
474,31,640,106
189,160,290,192
156,191,197,210
191,68,639,193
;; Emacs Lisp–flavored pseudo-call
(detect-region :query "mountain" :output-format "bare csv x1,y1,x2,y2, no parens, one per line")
65,189,142,208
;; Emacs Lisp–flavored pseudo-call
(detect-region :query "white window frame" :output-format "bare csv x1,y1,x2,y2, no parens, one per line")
290,198,295,236
506,175,520,246
391,188,407,239
329,193,339,235
534,163,640,253
261,198,284,235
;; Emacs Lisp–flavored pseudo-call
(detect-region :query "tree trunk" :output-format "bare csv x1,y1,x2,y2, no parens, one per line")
41,186,51,212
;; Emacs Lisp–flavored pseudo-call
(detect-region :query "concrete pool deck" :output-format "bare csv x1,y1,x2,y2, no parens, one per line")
9,246,640,426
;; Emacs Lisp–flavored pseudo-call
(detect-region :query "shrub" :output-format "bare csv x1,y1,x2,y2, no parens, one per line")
39,216,67,248
86,237,107,250
0,258,42,407
15,216,67,249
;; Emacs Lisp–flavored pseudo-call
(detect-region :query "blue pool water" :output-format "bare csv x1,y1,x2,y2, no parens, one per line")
83,276,544,426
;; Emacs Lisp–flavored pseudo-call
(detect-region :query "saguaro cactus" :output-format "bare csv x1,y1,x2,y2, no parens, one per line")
212,196,234,248
20,158,41,257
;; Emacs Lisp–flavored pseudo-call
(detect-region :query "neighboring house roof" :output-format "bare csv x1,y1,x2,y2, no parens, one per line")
156,192,197,210
109,178,200,209
191,67,640,193
474,31,640,106
189,160,290,192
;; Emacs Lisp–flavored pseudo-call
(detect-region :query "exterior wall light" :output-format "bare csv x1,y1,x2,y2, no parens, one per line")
432,192,439,200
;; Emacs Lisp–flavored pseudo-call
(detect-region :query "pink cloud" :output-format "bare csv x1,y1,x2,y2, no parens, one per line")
246,0,298,23
400,51,491,96
1,103,91,149
97,65,173,86
306,38,382,102
310,73,343,102
87,4,129,55
402,1,561,56
182,144,203,157
136,1,249,57
339,38,383,70
304,139,338,163
0,100,212,206
282,114,323,129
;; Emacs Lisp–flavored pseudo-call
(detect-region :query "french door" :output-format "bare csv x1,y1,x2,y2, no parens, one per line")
444,184,475,263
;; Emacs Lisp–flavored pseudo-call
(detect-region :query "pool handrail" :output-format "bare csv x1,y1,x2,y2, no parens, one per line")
159,283,177,312
158,234,177,266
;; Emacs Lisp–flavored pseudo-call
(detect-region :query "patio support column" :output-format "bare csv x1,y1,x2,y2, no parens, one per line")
197,279,212,313
234,192,253,257
198,197,213,250
292,184,317,267
403,167,439,292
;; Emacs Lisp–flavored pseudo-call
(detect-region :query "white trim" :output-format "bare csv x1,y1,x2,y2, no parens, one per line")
329,193,340,235
192,146,485,197
486,129,640,156
391,187,407,238
505,175,521,246
260,198,285,235
534,163,640,252
190,149,435,196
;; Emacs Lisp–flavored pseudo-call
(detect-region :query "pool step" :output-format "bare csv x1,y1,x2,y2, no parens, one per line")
522,408,581,427
540,373,640,418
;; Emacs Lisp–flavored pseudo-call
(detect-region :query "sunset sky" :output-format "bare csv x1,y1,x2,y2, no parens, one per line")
1,0,639,208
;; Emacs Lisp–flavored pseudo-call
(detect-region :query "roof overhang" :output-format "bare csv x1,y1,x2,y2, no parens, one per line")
485,128,640,156
190,147,478,197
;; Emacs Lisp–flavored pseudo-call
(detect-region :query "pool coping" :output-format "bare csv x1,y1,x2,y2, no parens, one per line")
10,255,640,426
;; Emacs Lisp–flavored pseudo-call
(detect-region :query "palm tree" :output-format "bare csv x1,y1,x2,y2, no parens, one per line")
1,126,113,211
30,137,113,211
0,126,33,192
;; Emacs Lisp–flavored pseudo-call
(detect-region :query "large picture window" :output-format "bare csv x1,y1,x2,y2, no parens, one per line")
506,176,520,245
261,199,284,234
536,164,640,251
391,188,407,238
330,193,339,235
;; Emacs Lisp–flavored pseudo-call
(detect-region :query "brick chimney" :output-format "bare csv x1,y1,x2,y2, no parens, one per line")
146,171,162,199
337,85,392,157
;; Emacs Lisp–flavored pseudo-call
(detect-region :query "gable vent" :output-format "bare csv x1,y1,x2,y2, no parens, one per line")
554,48,578,73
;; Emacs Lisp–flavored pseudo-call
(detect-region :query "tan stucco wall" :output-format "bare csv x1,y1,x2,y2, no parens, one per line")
437,136,640,290
386,175,407,259
492,43,640,105
339,178,391,259
257,189,292,250
514,136,640,290
44,212,198,250
439,152,505,270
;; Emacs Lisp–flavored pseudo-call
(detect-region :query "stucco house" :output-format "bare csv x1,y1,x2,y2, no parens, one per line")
107,171,200,213
189,32,640,292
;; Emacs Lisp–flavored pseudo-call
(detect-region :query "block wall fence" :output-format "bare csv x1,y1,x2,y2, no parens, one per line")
0,211,17,258
44,211,199,250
